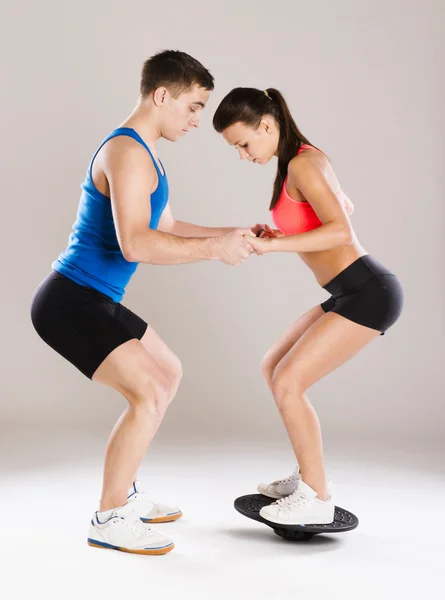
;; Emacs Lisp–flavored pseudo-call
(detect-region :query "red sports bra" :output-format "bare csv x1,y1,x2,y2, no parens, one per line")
271,145,343,235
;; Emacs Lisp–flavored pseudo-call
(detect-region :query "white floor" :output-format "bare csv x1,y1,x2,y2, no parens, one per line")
1,428,444,600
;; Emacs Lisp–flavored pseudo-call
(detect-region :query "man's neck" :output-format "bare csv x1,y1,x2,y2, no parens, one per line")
119,100,161,149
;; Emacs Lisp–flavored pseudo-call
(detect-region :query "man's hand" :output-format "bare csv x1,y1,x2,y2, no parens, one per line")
212,228,256,265
244,235,274,256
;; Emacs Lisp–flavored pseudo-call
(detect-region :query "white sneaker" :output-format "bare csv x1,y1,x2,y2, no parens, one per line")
125,481,183,523
257,467,300,499
259,480,335,525
87,506,174,555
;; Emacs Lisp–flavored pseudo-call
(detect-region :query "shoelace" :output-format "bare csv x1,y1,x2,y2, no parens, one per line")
110,512,151,536
272,470,300,486
275,490,308,510
130,491,153,502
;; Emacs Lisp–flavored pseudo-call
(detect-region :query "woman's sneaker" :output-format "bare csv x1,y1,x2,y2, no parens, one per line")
259,480,334,525
126,481,183,523
257,467,300,499
87,507,174,555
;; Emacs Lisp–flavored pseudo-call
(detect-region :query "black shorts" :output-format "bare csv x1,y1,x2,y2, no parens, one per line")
31,271,148,379
320,255,403,334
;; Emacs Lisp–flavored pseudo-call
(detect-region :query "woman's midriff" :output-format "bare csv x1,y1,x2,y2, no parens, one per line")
298,239,369,288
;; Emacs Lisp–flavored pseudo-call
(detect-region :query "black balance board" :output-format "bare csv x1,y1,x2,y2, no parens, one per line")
234,493,359,541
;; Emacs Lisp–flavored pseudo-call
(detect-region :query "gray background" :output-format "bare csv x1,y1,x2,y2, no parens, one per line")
1,0,443,445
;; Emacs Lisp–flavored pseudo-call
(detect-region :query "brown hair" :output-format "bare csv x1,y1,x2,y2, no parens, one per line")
213,87,318,209
140,50,214,99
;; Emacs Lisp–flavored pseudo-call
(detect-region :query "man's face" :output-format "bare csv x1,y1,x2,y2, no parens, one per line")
160,84,210,141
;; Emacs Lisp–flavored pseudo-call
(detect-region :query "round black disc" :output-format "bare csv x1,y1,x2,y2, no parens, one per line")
234,493,359,539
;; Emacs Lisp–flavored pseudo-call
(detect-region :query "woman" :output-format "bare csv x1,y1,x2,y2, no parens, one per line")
213,87,403,525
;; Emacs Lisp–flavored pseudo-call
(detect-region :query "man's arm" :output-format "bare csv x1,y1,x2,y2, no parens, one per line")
104,139,253,266
174,221,236,237
157,202,236,238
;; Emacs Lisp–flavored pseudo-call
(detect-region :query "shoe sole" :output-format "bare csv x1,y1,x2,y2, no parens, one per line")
259,511,334,526
141,511,183,524
87,539,174,555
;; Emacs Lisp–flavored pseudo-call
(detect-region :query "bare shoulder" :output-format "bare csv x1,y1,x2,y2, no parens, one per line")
287,148,343,200
101,135,158,196
287,148,329,184
104,136,156,173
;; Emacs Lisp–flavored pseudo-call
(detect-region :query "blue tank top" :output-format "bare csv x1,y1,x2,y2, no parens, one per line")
52,128,169,302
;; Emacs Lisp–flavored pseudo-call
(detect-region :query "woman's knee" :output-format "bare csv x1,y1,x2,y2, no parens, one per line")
271,364,307,409
261,352,276,389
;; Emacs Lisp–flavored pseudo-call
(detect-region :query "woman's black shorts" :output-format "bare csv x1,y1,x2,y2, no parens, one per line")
31,271,147,379
320,255,403,334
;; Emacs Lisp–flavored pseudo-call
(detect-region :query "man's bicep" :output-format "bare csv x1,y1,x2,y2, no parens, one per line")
106,147,157,256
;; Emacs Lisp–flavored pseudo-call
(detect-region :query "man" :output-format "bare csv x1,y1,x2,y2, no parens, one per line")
31,50,256,555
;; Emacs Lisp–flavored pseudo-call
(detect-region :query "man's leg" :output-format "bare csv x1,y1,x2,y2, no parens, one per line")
92,334,182,512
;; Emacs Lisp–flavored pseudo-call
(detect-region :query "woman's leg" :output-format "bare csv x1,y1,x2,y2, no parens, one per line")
270,312,380,500
92,333,182,512
261,305,325,392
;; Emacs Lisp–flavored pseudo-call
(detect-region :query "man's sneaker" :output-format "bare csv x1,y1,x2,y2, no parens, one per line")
257,467,300,499
125,481,183,523
87,507,174,555
259,480,335,525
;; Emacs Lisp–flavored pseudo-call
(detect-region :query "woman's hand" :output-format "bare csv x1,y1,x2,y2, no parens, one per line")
251,223,284,238
244,234,275,255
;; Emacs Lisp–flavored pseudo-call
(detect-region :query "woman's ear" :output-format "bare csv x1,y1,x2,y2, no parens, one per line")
260,117,273,135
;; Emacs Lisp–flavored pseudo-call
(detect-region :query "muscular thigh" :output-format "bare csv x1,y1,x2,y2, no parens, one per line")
264,305,325,371
92,338,170,398
139,326,182,381
274,312,381,392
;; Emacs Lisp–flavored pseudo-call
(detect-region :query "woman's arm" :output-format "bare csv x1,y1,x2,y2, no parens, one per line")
247,155,354,254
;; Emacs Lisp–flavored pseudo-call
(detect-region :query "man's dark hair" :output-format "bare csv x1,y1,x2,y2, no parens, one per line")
140,50,214,98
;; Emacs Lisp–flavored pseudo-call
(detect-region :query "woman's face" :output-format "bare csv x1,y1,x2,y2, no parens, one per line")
221,118,279,164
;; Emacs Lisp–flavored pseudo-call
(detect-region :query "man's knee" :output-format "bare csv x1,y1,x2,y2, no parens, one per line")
162,355,183,404
169,355,183,389
126,369,171,415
